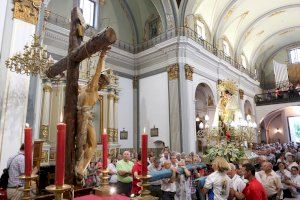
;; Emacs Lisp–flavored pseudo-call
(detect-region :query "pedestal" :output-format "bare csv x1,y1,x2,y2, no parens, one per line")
45,184,72,200
131,175,158,200
19,174,38,200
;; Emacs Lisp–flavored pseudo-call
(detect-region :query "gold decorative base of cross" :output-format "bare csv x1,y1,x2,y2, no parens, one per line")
45,184,72,200
131,175,158,200
94,169,112,196
19,174,38,200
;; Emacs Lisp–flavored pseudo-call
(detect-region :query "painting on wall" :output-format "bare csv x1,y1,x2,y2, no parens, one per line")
120,129,128,140
288,116,300,142
150,126,159,137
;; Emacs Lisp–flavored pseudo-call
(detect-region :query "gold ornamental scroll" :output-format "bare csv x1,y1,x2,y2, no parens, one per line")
13,0,42,25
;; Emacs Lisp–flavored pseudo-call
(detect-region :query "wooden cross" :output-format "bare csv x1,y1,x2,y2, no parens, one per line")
45,7,116,183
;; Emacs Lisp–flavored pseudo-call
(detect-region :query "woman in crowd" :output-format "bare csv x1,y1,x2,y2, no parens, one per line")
108,158,118,186
202,157,232,200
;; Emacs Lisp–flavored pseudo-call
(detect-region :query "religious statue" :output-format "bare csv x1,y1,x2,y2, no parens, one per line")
75,48,110,178
207,95,214,106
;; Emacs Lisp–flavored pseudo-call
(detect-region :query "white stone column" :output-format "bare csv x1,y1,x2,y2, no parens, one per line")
0,17,36,171
40,81,52,141
113,95,119,143
107,92,114,142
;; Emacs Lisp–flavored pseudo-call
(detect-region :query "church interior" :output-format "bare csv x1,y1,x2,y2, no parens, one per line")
0,0,300,199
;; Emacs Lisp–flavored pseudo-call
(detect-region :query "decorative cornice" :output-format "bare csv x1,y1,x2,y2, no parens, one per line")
167,64,179,80
239,89,244,100
13,0,42,25
184,64,194,81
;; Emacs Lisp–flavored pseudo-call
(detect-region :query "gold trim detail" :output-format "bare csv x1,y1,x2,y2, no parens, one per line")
167,64,179,80
114,96,119,103
107,93,115,100
184,64,194,81
13,0,42,25
40,125,49,140
239,89,244,100
43,84,52,92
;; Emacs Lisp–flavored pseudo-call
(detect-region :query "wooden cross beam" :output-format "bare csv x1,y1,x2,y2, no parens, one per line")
45,7,116,184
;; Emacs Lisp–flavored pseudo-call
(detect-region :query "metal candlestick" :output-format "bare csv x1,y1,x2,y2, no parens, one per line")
45,184,72,200
131,175,158,200
94,169,111,196
19,174,38,200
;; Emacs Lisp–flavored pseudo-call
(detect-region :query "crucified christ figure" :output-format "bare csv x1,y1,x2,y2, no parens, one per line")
75,47,110,178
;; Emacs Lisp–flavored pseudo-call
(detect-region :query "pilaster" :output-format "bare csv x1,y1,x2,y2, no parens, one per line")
132,75,139,151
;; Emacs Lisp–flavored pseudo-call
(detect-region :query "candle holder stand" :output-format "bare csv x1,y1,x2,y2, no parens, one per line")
45,184,72,200
94,169,111,196
19,174,38,200
131,175,158,200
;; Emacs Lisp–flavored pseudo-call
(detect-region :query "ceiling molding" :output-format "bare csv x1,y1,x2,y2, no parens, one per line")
121,0,139,43
251,26,300,67
212,0,239,45
169,0,179,28
235,4,300,58
151,0,167,31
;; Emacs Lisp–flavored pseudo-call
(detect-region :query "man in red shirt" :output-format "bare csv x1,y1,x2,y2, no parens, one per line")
232,163,267,200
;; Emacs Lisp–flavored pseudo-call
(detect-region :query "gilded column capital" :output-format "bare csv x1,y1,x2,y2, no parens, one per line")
239,89,244,100
132,76,139,89
43,84,52,93
167,64,179,80
184,64,194,81
13,0,42,25
108,93,115,100
114,96,119,102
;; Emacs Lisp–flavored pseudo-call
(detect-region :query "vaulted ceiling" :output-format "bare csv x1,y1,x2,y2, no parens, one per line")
182,0,300,70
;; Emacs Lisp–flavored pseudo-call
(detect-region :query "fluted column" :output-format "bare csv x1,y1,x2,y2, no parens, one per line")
40,81,52,141
113,95,119,143
107,92,115,143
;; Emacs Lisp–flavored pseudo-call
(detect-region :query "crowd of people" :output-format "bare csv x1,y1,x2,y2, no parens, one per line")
3,142,300,200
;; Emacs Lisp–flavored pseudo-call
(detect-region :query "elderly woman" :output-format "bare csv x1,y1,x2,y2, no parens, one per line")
202,157,233,200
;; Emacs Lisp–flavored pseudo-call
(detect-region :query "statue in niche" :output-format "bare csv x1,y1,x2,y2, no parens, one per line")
207,95,214,106
75,48,110,178
149,18,158,39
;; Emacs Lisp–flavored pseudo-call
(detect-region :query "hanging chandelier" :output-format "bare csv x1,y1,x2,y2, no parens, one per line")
5,34,54,76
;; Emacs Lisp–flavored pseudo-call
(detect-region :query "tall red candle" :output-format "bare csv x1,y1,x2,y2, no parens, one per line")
55,123,66,187
102,129,108,169
141,128,148,176
24,124,32,177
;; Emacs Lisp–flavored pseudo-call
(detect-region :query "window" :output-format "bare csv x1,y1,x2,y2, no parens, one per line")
196,20,206,40
289,48,300,64
241,54,247,68
79,0,95,27
223,40,231,56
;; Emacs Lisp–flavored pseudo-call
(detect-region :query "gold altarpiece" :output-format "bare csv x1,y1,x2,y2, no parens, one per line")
39,56,120,166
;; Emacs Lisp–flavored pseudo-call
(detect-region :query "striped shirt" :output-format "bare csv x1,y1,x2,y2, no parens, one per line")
7,153,25,187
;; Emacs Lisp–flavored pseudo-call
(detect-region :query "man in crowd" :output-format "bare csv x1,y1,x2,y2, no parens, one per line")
259,162,282,200
286,153,298,171
6,144,25,200
148,157,162,198
286,166,300,198
116,151,134,196
228,163,246,199
161,160,177,200
233,163,267,200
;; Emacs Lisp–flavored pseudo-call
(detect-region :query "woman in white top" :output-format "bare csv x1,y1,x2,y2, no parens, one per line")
108,158,118,185
202,157,233,200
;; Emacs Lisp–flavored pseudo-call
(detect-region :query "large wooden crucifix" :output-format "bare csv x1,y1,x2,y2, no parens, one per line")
45,7,116,183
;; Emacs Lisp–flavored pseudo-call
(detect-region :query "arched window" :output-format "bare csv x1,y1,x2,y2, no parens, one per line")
223,40,231,56
196,20,206,40
289,47,300,64
241,54,247,68
80,0,96,27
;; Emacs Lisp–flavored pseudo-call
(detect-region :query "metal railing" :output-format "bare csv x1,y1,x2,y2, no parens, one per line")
46,12,257,80
254,88,300,106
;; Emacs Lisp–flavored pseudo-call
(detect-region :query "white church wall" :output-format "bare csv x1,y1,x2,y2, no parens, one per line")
139,73,169,148
117,77,134,149
0,19,35,172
